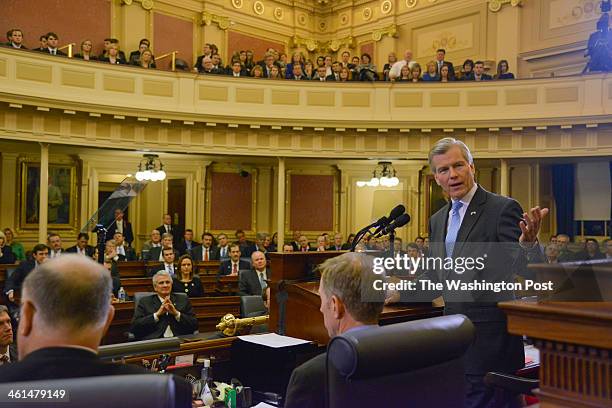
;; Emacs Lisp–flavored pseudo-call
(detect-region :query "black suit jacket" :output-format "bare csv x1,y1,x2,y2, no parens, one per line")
426,185,543,375
464,72,493,81
147,247,179,263
192,245,219,261
238,268,269,296
329,244,350,251
0,248,16,265
218,260,251,277
4,259,36,295
106,220,134,246
41,48,66,56
115,246,137,262
175,240,200,256
130,294,198,340
156,224,183,245
147,263,177,278
285,353,326,408
65,245,95,257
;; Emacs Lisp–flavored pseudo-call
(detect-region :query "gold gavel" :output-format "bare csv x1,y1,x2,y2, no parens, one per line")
216,313,269,337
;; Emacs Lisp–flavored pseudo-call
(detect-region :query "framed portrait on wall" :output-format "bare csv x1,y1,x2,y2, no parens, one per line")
18,157,79,230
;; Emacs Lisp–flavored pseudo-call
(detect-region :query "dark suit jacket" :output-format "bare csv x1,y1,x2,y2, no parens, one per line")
147,247,179,263
130,294,198,340
285,353,326,408
4,259,36,295
156,224,183,245
328,244,350,251
65,245,95,257
172,278,204,298
215,245,230,259
106,220,134,246
238,268,269,296
426,185,543,375
176,240,200,256
115,246,137,262
218,260,251,277
99,56,127,65
41,48,66,56
192,245,219,261
464,72,492,81
0,248,16,265
147,263,177,278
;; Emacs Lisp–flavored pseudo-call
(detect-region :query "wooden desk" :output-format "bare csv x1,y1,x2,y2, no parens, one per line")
285,281,443,345
104,296,241,345
500,300,612,408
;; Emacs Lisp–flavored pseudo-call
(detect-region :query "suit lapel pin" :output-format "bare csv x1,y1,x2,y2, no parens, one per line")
470,211,476,216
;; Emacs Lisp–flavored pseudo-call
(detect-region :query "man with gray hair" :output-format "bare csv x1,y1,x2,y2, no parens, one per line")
130,270,198,340
285,252,384,408
0,255,148,380
0,306,15,365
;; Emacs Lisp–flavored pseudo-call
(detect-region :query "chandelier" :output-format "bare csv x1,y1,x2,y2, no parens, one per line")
135,154,167,181
356,161,400,187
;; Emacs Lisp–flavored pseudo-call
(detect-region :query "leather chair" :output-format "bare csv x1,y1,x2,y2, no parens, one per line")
326,314,474,408
240,295,266,318
0,374,180,408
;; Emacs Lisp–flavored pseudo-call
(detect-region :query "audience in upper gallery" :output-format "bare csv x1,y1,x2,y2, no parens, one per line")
172,255,204,297
73,39,97,61
2,228,25,261
4,28,26,49
100,43,126,65
388,49,416,81
38,32,65,56
131,270,199,340
0,306,15,365
35,34,47,52
298,235,313,252
383,52,398,81
134,48,155,69
439,63,453,82
285,252,384,408
192,232,218,262
465,60,492,81
129,38,155,67
495,59,515,79
66,232,95,257
218,244,250,277
285,52,305,79
434,48,455,80
238,251,269,296
0,232,16,265
357,53,378,81
460,59,475,80
99,38,127,61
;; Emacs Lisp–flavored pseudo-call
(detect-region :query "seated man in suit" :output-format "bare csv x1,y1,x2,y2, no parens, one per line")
5,244,49,305
41,32,66,56
66,232,94,257
464,60,492,81
290,231,302,251
238,251,269,296
297,235,312,252
192,232,218,261
130,271,198,340
47,233,63,259
329,233,350,251
216,233,230,259
148,233,179,262
242,233,267,258
218,244,250,277
113,232,136,261
285,253,383,408
106,208,134,247
148,247,177,277
0,306,16,365
141,229,162,260
5,29,26,49
176,229,199,256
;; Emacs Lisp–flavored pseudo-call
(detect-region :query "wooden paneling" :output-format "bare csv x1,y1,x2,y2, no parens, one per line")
290,174,334,232
210,172,253,231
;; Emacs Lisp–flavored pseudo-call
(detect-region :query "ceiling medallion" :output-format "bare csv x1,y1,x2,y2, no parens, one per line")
253,1,264,15
381,0,393,14
319,21,327,31
141,0,153,10
274,7,284,20
406,0,418,8
298,13,307,26
231,0,243,9
340,13,349,25
363,7,373,20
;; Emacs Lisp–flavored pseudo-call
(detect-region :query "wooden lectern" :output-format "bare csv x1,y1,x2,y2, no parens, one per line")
268,252,442,345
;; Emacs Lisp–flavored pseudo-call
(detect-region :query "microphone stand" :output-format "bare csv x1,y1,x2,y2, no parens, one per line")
388,230,395,259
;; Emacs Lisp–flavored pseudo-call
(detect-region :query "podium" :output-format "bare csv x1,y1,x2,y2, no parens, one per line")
268,252,442,345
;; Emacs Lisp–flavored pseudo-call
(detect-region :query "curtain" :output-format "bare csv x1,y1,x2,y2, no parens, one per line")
552,164,575,238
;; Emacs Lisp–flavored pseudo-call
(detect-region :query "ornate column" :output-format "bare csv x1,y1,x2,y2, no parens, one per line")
38,143,49,243
276,157,286,248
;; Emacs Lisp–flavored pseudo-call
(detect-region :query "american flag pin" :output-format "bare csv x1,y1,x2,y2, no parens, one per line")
470,211,476,215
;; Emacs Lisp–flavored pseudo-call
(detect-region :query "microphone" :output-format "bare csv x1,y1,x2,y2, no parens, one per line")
388,204,406,222
375,213,411,237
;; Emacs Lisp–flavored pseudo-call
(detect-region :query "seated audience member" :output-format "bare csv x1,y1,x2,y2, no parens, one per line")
129,38,154,65
556,234,575,262
269,65,283,80
460,59,475,80
340,50,353,69
285,52,304,79
0,306,15,365
193,232,218,261
439,64,454,82
291,64,307,80
107,208,134,246
409,63,422,82
109,38,127,60
103,240,122,282
0,255,161,381
4,244,49,304
242,233,267,258
576,238,605,261
113,232,136,261
100,43,126,65
73,39,96,61
134,48,155,69
3,228,25,262
393,237,405,256
197,56,221,74
5,29,26,49
130,271,198,340
346,233,356,247
285,253,384,407
102,260,121,298
47,233,63,259
238,251,269,296
415,236,426,255
228,61,247,77
545,243,560,264
193,43,213,72
465,60,492,81
313,66,331,82
435,48,455,80
260,52,277,78
495,59,515,79
251,64,264,78
358,53,378,81
234,229,252,248
0,232,16,265
216,233,231,259
149,233,179,262
383,52,397,81
338,67,351,82
422,61,439,81
66,232,94,257
176,229,199,256
282,243,294,252
265,233,277,253
141,229,162,259
330,61,342,81
36,35,47,52
172,255,204,298
298,235,312,252
148,247,177,277
41,32,65,56
290,231,302,251
315,235,328,252
605,238,612,260
350,56,361,80
218,245,250,277
396,64,412,82
211,53,223,71
330,233,349,251
388,50,416,81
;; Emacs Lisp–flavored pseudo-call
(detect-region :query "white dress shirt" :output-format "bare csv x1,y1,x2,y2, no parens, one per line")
389,60,417,79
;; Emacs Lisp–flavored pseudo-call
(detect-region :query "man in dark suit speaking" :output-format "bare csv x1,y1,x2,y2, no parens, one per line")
399,137,547,408
130,271,198,340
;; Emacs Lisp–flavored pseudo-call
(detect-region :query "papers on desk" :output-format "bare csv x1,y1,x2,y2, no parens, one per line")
238,333,310,348
524,344,540,367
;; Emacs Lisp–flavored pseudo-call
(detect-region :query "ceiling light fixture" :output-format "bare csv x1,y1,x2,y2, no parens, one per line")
135,154,166,181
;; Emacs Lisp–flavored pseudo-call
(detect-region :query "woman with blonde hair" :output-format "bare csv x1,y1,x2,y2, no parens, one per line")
3,228,25,261
0,231,16,264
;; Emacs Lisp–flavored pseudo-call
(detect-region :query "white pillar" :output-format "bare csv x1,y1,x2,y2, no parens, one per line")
276,157,286,249
500,159,509,197
38,143,49,243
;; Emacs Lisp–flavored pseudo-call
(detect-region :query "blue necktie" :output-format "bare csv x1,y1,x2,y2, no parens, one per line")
445,201,464,257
